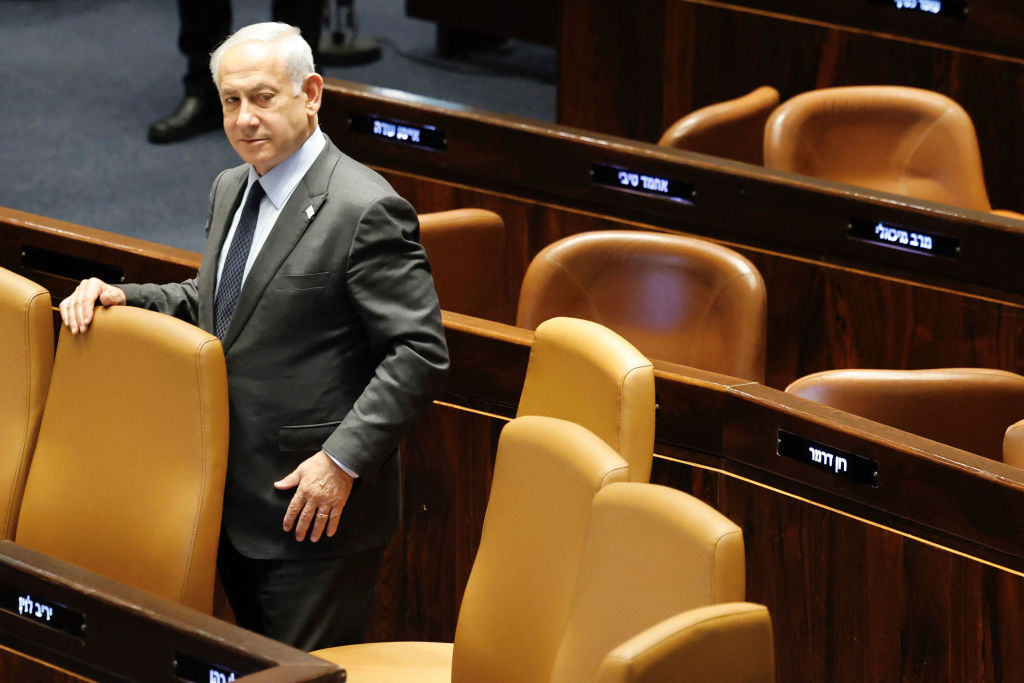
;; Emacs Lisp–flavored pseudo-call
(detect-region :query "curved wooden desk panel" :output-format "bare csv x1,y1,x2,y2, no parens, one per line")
3,201,1024,678
320,79,1024,298
0,542,343,682
6,164,1024,679
314,79,1024,390
402,313,1024,682
559,0,1024,212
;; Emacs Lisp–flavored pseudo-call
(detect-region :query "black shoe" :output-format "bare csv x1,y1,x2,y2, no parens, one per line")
147,95,221,144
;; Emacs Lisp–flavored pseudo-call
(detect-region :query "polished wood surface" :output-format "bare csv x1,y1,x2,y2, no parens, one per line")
558,0,1024,211
5,210,1024,679
0,542,343,682
388,313,1024,681
405,0,558,46
313,80,1024,390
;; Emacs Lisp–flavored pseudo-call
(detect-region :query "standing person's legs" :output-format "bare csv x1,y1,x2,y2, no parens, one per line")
148,0,230,143
271,0,325,65
180,0,232,100
217,533,387,651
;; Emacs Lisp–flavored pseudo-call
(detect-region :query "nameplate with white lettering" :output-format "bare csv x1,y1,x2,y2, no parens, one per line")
866,0,968,20
0,584,86,638
349,113,447,151
591,163,695,204
848,217,960,259
174,652,243,682
777,431,879,487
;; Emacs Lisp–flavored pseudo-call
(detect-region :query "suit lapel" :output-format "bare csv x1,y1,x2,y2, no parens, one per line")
219,141,340,350
198,169,247,334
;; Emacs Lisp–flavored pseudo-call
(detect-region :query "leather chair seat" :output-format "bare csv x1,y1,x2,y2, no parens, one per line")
516,230,767,381
786,367,1024,461
763,85,1015,215
15,306,229,612
316,641,452,682
596,603,775,683
314,415,630,681
659,85,779,165
517,316,655,481
419,208,509,323
0,267,53,540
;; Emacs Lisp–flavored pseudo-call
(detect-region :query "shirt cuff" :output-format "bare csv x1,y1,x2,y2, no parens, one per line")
323,447,359,479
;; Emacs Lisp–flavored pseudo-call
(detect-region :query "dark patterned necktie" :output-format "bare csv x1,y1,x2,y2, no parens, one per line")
214,181,265,339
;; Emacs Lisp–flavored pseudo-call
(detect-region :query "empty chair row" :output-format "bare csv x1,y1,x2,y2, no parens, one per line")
786,367,1024,466
313,414,775,683
660,84,1024,218
422,209,768,382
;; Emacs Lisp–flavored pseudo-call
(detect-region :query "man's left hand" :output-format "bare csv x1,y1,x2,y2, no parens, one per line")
274,451,354,543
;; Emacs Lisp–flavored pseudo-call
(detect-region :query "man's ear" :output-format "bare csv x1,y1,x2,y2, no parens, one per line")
304,73,324,116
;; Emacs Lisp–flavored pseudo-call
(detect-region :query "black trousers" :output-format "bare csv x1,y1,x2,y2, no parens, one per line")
178,0,326,98
216,532,387,651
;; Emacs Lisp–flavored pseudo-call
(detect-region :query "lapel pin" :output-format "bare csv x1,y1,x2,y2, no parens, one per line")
305,205,316,220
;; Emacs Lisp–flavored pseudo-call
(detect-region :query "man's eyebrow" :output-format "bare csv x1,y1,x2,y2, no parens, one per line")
221,82,279,95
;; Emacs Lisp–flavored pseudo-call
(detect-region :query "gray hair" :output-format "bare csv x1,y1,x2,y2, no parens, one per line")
209,22,314,95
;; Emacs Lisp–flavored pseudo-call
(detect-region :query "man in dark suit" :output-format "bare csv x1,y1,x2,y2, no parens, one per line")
60,22,448,651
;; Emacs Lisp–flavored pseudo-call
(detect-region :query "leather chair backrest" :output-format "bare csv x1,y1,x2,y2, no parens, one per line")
764,85,992,211
516,230,767,381
15,306,229,613
1003,419,1024,469
451,416,630,683
549,482,747,683
786,368,1024,461
595,603,775,683
0,268,53,540
419,208,510,323
516,317,655,482
659,86,780,165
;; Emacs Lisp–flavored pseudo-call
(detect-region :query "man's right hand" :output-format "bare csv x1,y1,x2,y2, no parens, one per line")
59,278,126,334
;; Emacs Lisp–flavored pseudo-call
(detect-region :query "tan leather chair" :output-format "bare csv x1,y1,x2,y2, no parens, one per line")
595,603,775,683
0,268,53,540
550,482,773,683
516,231,767,382
517,316,656,482
658,86,780,165
15,306,229,613
313,415,631,682
1002,419,1024,469
419,208,511,323
786,368,1024,461
764,85,1008,213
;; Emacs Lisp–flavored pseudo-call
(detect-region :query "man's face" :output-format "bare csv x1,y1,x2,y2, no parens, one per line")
217,41,322,176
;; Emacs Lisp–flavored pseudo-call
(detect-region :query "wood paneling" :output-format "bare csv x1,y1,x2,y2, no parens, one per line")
0,543,343,682
405,0,558,46
378,169,1024,390
315,80,1024,390
559,0,1024,211
6,209,1024,679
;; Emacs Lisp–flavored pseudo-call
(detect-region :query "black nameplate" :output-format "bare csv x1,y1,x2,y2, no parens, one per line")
174,651,244,682
848,217,960,259
349,113,447,151
866,0,968,20
591,163,695,204
777,430,879,487
0,584,86,638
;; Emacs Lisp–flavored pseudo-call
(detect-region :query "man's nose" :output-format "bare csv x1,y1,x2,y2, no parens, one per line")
237,101,259,127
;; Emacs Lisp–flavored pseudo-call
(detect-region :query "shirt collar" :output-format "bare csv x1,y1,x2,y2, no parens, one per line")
246,126,327,210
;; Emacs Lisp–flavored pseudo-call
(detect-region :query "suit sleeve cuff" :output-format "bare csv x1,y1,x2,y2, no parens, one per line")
323,447,360,479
